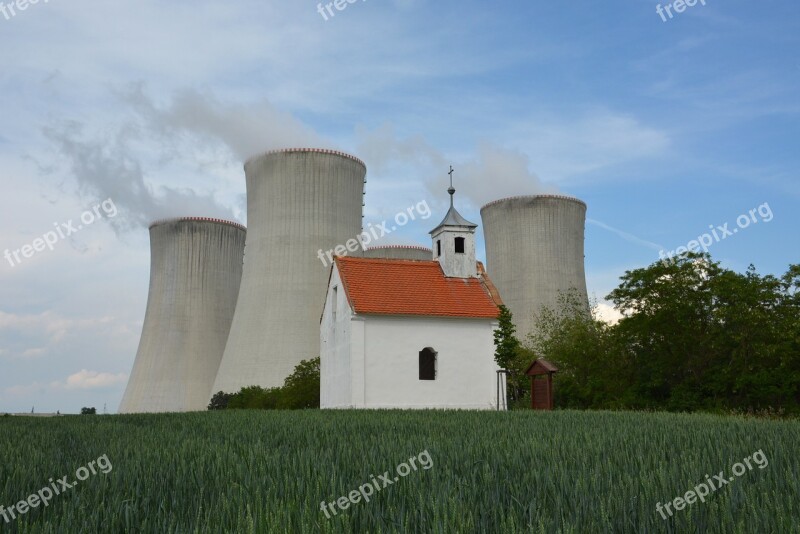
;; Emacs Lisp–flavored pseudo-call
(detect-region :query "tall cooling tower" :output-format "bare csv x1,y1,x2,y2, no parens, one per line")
119,217,246,413
480,195,588,340
213,148,365,393
363,245,432,261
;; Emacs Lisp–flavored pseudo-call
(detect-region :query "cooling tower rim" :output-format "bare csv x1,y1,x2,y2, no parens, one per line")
480,194,587,211
245,148,366,170
364,245,433,252
148,217,247,232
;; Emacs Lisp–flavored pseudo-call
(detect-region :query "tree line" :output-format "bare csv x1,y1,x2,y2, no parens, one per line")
208,357,320,410
495,253,800,415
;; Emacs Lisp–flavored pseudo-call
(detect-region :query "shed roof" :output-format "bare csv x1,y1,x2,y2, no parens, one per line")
525,358,559,376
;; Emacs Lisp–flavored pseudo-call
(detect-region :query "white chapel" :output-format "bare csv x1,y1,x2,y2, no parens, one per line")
320,183,505,409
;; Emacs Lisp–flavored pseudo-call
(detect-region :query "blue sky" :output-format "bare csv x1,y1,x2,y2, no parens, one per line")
0,0,797,413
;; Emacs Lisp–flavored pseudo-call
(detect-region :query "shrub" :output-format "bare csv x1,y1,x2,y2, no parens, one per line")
208,391,233,411
215,357,321,411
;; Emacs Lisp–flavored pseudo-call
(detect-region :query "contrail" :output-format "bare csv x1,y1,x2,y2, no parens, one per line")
587,218,664,251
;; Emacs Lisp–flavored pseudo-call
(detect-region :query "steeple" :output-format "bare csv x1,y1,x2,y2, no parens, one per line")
429,167,478,278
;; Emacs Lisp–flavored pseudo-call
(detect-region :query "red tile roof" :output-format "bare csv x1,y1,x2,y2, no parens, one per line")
334,257,501,319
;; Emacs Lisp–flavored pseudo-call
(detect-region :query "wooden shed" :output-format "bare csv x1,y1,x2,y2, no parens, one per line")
525,359,559,410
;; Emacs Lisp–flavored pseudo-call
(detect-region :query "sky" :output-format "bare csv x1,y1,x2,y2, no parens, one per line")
0,0,797,414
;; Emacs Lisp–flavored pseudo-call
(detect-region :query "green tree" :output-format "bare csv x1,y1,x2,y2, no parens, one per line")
493,305,520,370
606,253,800,413
208,391,233,410
220,357,321,410
493,305,527,406
277,357,320,409
526,290,619,409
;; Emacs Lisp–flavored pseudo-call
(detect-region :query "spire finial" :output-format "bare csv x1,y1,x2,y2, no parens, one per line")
447,165,455,206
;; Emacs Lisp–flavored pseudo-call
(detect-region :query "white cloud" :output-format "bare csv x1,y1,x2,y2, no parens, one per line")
595,302,624,325
0,310,113,343
357,124,558,210
0,310,122,360
6,370,128,399
507,110,671,183
20,348,47,359
59,370,129,390
5,383,47,397
454,142,559,208
119,86,328,161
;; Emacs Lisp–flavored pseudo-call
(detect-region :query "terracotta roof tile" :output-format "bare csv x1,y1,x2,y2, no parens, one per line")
334,257,501,319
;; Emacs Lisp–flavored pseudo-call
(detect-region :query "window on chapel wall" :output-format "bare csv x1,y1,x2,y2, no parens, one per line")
436,240,441,257
419,348,437,380
454,237,465,254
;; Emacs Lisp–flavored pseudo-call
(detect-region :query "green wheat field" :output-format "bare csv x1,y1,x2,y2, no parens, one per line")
1,410,798,533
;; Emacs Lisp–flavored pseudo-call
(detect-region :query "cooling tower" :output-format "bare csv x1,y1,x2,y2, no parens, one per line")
119,217,246,413
213,148,365,393
363,245,432,261
480,195,588,340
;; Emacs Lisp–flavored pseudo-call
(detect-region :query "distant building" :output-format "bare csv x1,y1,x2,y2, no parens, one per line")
320,187,504,409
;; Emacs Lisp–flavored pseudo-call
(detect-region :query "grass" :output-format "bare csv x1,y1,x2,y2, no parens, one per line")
0,410,798,533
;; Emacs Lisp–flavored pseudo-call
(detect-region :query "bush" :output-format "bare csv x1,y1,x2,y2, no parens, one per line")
213,357,321,411
227,386,282,410
208,391,233,410
277,357,320,409
81,407,97,415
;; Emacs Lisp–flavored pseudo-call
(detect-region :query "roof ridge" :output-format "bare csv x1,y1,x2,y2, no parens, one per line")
338,256,438,264
365,245,432,251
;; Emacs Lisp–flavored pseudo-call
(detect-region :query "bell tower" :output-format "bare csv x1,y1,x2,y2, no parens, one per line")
429,166,478,278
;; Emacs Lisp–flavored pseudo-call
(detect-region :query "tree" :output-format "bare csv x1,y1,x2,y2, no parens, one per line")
81,407,97,415
278,357,320,409
604,253,800,413
607,253,721,410
526,290,619,409
208,391,233,410
215,357,321,410
493,305,520,370
493,306,526,406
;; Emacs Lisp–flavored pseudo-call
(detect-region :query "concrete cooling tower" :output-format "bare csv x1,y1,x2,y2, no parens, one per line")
363,245,432,261
480,195,588,340
213,148,365,393
119,217,246,413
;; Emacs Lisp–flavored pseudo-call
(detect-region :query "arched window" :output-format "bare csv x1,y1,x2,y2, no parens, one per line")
419,347,437,380
454,237,465,254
